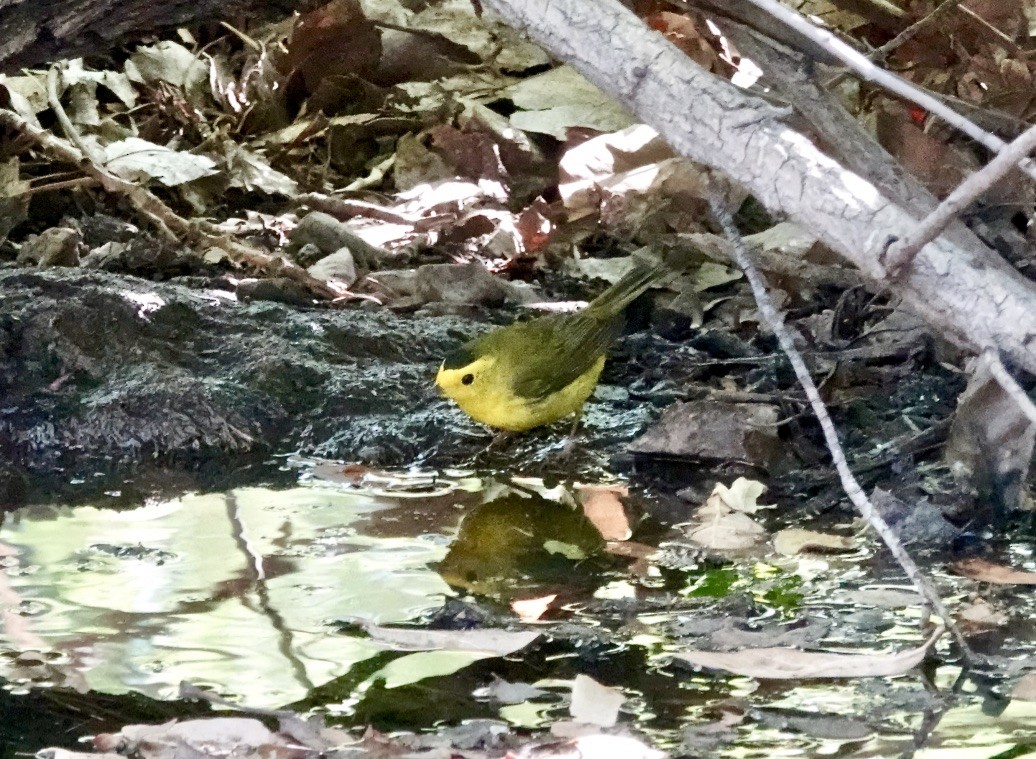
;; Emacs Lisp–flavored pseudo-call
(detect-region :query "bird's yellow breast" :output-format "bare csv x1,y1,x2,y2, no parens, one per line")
436,354,606,432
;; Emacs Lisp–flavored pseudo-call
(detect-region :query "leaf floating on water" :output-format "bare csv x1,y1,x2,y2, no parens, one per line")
684,478,771,550
1011,672,1036,701
773,528,855,556
956,598,1008,628
93,718,290,756
473,674,549,705
512,594,557,622
671,626,943,680
516,734,665,759
361,622,539,656
576,483,631,541
951,557,1036,585
687,511,767,550
569,674,624,727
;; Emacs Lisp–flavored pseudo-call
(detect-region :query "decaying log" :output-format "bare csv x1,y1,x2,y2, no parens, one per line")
0,0,309,73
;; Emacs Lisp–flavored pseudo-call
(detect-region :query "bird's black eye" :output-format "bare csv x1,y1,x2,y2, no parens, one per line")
461,373,475,385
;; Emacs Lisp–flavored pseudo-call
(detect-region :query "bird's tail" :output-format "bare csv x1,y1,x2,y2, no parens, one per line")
587,259,669,317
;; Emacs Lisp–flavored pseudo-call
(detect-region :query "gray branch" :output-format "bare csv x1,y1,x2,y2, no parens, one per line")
482,0,1036,373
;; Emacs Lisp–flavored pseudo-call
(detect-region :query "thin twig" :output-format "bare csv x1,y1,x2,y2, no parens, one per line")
23,176,100,196
982,349,1036,426
955,5,1020,51
707,190,976,664
872,0,961,62
738,0,1036,182
882,124,1036,274
46,64,102,163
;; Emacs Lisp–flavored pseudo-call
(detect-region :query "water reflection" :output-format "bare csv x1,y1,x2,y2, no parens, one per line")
0,486,454,705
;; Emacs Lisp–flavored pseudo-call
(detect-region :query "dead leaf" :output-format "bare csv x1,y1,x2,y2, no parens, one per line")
516,734,665,759
687,511,767,550
360,623,539,656
957,598,1009,628
876,104,980,196
672,626,943,680
705,478,771,514
1011,672,1036,701
221,144,298,196
576,483,631,541
473,675,548,704
94,718,290,755
604,541,656,560
773,528,855,556
839,588,922,608
505,66,635,139
629,402,781,469
511,594,557,622
279,0,382,101
569,674,623,727
102,138,218,186
952,557,1036,585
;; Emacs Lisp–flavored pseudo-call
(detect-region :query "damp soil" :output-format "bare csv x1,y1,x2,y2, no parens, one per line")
0,266,668,506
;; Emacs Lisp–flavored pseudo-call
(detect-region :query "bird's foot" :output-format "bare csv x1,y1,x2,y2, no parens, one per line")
486,429,516,451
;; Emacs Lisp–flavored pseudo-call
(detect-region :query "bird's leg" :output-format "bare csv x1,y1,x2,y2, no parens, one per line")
488,429,515,449
568,411,583,438
559,411,584,457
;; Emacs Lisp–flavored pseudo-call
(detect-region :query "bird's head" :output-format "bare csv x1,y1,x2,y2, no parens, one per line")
435,346,496,404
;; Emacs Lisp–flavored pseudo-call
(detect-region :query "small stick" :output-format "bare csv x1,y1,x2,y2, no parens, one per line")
733,0,1036,182
708,190,977,664
23,176,100,195
872,0,961,62
882,124,1036,275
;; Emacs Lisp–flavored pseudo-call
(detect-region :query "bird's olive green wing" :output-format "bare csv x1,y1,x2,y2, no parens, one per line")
501,311,625,401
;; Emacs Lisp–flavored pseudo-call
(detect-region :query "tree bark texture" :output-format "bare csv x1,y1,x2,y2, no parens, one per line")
482,0,1036,374
0,0,306,72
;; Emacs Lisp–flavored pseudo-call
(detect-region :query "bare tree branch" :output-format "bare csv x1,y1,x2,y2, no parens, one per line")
707,191,976,664
883,125,1036,275
982,349,1036,427
481,0,1036,374
736,0,1036,181
872,0,962,62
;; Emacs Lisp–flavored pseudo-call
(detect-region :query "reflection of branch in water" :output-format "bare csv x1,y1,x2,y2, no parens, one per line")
224,491,314,692
902,676,949,759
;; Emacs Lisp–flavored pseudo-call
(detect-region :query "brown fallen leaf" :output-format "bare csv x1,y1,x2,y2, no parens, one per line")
956,598,1008,629
773,528,855,556
576,483,631,541
604,540,657,559
951,557,1036,585
671,626,943,680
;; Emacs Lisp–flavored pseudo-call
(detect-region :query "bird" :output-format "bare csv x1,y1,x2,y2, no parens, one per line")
435,260,668,433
